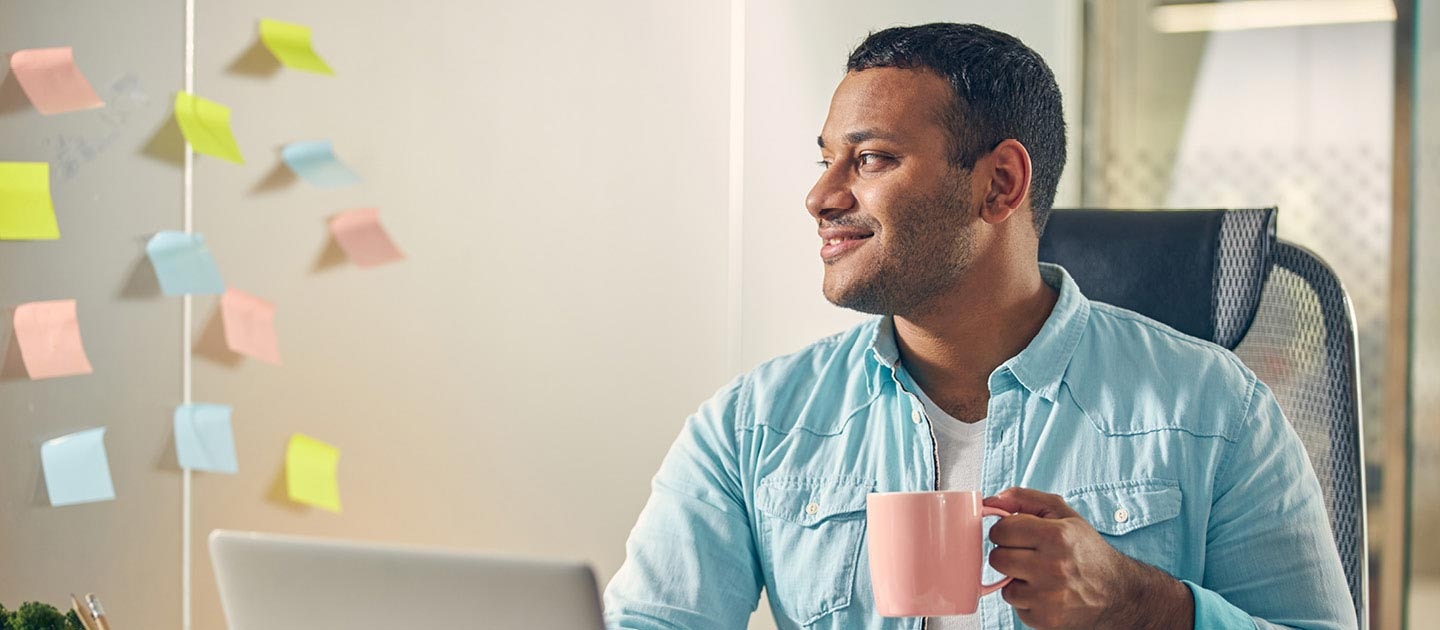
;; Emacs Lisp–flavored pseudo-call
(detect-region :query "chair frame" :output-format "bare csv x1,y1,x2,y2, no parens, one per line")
1267,240,1370,628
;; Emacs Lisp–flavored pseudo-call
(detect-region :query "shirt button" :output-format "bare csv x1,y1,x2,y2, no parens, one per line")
911,409,923,424
1114,508,1130,523
805,502,820,515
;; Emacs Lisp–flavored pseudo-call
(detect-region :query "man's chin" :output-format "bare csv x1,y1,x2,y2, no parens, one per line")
823,280,889,315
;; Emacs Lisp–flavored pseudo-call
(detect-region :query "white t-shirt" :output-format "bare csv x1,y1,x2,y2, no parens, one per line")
912,381,987,630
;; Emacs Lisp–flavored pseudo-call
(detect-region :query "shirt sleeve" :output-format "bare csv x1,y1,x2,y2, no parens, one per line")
603,376,763,630
1189,378,1358,630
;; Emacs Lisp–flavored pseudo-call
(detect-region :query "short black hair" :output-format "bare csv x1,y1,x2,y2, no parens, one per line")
847,23,1067,234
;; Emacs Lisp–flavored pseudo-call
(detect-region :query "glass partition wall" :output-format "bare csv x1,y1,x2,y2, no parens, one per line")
1408,0,1437,627
1082,1,1399,626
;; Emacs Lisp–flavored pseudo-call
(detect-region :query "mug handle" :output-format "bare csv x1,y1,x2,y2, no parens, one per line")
978,507,1015,596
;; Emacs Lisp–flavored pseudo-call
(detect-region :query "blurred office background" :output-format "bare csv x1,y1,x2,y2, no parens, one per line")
0,1,1432,629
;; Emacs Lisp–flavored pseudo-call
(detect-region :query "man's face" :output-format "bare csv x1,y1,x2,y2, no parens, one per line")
807,68,979,316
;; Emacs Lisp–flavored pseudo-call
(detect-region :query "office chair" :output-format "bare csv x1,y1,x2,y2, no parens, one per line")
1038,208,1368,628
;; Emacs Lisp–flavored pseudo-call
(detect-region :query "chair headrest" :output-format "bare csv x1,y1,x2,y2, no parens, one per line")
1038,208,1277,350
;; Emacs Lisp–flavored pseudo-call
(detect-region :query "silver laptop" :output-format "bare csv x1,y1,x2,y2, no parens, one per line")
210,529,606,630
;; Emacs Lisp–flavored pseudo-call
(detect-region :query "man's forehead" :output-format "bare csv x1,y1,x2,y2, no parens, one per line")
818,68,951,148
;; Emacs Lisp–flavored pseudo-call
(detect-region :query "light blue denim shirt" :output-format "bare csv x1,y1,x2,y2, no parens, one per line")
605,264,1355,630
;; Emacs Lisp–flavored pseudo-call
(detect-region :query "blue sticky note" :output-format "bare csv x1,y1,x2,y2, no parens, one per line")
174,403,238,474
281,140,361,188
146,231,225,296
40,427,116,507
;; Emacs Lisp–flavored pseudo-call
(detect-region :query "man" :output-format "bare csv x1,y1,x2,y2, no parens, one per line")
604,23,1354,630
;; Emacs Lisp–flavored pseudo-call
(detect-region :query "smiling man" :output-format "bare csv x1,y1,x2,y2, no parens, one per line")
604,23,1354,630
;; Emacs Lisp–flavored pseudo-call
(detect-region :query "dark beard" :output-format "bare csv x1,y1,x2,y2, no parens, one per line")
826,170,975,317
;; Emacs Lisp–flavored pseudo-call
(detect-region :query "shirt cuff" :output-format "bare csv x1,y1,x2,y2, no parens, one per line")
1182,580,1259,630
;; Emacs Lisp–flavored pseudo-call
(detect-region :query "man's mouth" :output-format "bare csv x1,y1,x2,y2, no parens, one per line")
820,233,872,260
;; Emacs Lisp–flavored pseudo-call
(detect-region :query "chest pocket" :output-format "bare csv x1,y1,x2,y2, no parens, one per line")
755,476,872,627
1064,479,1184,576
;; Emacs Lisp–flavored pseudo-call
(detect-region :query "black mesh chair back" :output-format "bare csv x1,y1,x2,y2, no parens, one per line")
1039,208,1368,627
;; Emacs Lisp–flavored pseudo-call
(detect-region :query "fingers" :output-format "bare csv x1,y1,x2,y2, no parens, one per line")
1003,581,1068,629
987,513,1048,548
1000,578,1037,611
989,511,1089,557
987,546,1041,582
983,487,1080,519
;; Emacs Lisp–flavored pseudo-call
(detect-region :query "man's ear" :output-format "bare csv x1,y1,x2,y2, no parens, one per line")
977,139,1033,226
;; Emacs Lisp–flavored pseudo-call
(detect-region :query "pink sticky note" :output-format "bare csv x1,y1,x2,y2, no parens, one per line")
329,208,404,268
9,47,105,115
220,289,280,365
13,299,94,379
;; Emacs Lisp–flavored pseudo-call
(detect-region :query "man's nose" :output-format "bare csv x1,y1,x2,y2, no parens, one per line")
805,166,856,220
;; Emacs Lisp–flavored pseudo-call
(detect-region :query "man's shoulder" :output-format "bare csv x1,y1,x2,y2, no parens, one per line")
1083,300,1249,366
1068,300,1262,440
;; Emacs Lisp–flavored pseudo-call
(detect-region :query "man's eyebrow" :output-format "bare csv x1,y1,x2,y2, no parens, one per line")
817,129,900,149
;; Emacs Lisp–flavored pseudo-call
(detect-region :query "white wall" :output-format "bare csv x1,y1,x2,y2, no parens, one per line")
187,1,733,627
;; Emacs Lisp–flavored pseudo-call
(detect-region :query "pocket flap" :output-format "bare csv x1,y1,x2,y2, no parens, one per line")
1064,479,1182,536
755,476,873,527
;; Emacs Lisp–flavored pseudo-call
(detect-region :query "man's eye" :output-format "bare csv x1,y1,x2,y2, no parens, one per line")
817,160,832,169
858,154,892,168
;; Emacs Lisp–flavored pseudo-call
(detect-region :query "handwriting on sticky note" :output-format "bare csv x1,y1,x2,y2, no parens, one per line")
146,231,225,296
13,299,93,379
0,162,60,240
173,92,244,164
220,288,280,364
260,19,335,75
174,403,239,474
9,47,105,115
41,427,115,507
330,208,404,268
282,140,360,187
286,433,341,512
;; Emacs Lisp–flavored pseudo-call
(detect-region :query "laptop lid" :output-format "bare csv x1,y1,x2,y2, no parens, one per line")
210,529,606,630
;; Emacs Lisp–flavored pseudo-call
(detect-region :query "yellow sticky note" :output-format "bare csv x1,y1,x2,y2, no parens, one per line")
173,92,244,164
286,433,341,512
0,162,60,240
260,19,335,75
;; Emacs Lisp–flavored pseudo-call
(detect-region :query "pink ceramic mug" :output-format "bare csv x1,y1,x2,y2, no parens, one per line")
866,490,1013,617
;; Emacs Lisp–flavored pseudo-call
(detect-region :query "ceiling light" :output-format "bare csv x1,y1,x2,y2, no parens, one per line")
1152,0,1396,33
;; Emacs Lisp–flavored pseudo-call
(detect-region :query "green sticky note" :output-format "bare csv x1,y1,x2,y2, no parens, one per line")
173,92,244,164
0,162,60,240
260,19,335,75
286,433,341,512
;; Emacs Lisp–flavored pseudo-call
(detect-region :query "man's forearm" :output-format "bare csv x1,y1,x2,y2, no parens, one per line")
1104,559,1194,630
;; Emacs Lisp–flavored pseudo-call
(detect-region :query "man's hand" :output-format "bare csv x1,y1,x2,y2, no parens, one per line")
983,488,1194,630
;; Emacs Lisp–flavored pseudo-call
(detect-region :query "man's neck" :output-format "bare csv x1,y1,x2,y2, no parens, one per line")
893,264,1058,421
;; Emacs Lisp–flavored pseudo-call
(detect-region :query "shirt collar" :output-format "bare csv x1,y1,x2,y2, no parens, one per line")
865,263,1090,402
